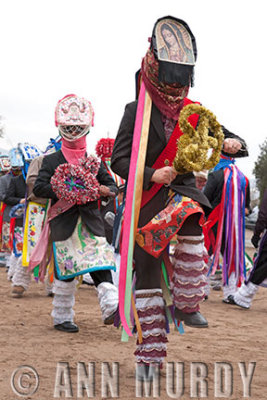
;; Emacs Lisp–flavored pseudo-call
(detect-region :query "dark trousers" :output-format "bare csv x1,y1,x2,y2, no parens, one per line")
249,237,267,285
54,267,113,287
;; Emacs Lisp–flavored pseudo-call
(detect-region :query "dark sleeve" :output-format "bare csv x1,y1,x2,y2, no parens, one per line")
0,177,8,201
203,171,223,214
221,126,249,158
111,102,155,190
4,177,23,206
254,189,267,236
97,162,118,195
245,181,251,211
33,156,58,201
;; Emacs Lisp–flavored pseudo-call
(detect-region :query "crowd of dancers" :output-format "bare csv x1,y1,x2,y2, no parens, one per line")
1,15,266,380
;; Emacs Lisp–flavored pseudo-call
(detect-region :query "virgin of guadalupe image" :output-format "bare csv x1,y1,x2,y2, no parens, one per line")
157,20,195,64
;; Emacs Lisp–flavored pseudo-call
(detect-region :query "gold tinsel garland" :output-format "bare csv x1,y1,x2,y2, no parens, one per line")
173,104,225,174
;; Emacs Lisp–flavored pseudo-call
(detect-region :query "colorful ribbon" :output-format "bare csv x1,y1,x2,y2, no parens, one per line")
207,162,247,285
119,81,152,339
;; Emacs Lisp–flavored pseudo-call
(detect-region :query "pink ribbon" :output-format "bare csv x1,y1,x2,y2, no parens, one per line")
119,82,147,337
28,199,74,281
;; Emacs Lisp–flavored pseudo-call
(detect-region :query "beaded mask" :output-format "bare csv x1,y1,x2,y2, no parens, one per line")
55,94,94,141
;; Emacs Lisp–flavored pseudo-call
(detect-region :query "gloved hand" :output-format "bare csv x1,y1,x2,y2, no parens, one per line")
251,234,260,248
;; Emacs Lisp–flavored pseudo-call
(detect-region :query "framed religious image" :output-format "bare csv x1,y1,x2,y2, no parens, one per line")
155,18,195,65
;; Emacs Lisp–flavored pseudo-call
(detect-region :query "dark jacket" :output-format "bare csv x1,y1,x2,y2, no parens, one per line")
204,168,251,216
33,150,118,242
4,174,26,227
4,174,26,206
254,189,267,237
111,101,248,226
0,173,12,222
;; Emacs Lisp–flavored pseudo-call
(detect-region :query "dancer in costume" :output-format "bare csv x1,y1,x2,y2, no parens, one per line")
1,149,25,277
95,138,125,244
0,154,12,267
204,154,250,302
84,137,125,287
7,139,61,294
228,188,267,308
111,16,248,372
21,154,53,295
32,94,118,333
6,143,43,296
4,147,27,296
21,138,62,291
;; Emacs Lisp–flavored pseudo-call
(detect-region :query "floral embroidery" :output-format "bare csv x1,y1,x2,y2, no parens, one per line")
54,218,115,278
23,202,46,265
13,226,23,256
1,222,11,252
136,195,205,257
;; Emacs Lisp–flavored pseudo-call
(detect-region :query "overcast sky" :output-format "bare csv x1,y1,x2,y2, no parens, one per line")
1,0,266,179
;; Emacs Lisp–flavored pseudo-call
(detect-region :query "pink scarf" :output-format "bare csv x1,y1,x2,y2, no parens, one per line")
141,49,189,120
61,136,87,165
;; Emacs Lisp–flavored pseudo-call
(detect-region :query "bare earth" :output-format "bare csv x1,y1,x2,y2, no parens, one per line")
0,230,266,399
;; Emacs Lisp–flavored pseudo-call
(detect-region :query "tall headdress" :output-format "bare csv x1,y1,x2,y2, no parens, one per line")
151,15,197,87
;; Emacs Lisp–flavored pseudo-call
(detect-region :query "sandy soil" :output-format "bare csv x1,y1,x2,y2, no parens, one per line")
0,230,266,400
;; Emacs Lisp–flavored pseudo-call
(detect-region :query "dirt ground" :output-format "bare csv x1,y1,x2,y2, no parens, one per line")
0,230,266,400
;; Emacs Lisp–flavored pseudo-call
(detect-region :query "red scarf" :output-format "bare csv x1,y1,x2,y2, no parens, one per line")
141,98,199,208
141,49,189,120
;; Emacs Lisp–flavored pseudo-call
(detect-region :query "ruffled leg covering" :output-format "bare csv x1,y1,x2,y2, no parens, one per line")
134,289,168,368
11,257,31,290
223,273,237,300
7,253,17,281
51,279,77,325
0,252,8,266
45,278,54,296
172,235,207,313
83,272,94,285
97,282,118,323
232,281,259,309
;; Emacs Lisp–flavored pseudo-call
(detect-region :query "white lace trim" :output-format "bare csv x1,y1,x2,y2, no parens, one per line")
97,282,118,321
12,262,31,290
233,282,259,308
52,294,75,308
136,355,165,364
142,328,167,338
7,254,18,280
53,278,77,295
52,308,75,325
83,273,94,285
172,271,206,285
173,259,205,270
135,290,164,310
52,292,75,324
175,235,205,256
136,342,167,352
172,285,205,297
138,315,166,324
223,273,237,299
45,279,54,295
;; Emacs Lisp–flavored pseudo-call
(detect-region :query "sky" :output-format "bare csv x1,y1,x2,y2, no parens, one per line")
0,0,266,179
